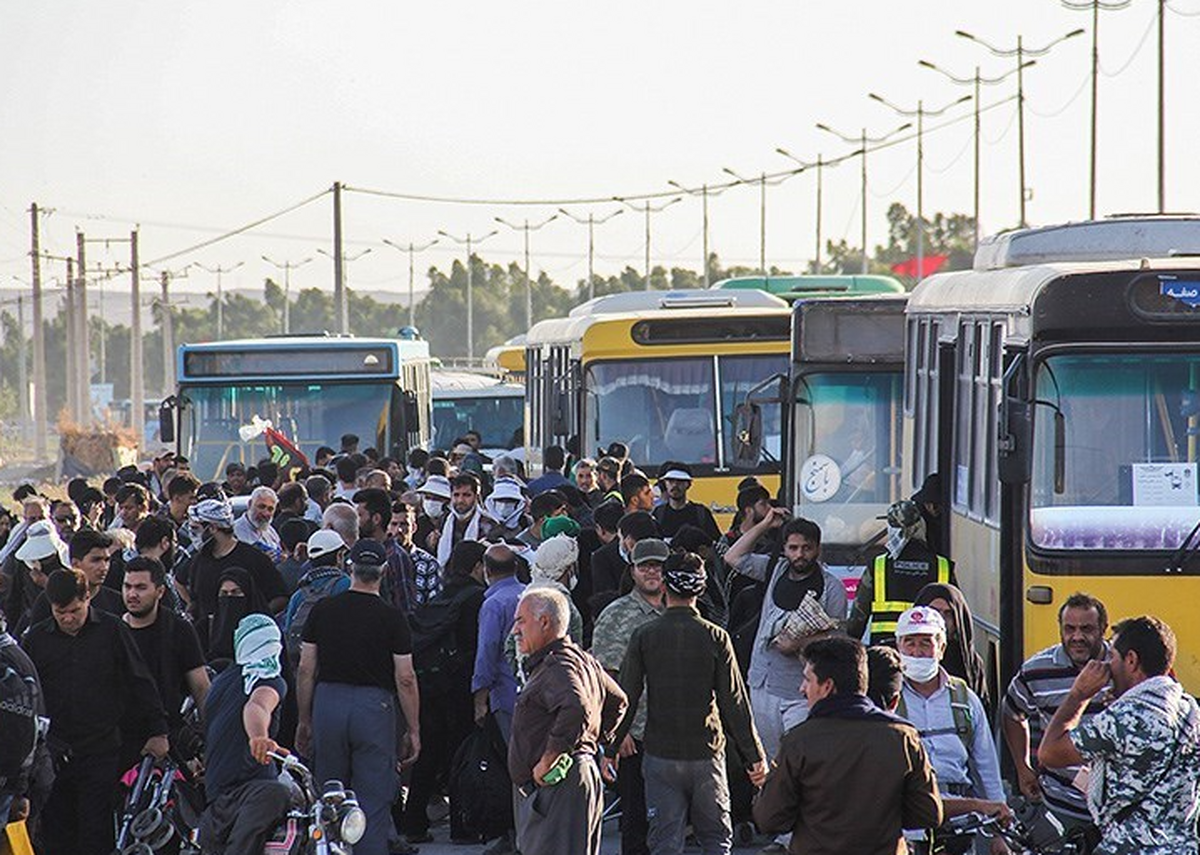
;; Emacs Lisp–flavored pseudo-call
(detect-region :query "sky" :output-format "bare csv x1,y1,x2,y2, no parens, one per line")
2,0,1197,328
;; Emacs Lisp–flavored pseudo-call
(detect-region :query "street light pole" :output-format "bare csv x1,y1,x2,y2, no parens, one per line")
722,169,792,278
382,238,439,328
615,198,682,289
958,28,1085,227
668,181,729,287
817,121,910,274
776,149,824,272
869,91,971,281
437,230,498,360
194,262,245,340
316,248,370,334
262,256,314,335
495,214,558,330
558,208,624,301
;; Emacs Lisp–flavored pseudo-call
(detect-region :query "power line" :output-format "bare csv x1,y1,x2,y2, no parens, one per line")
1100,7,1159,76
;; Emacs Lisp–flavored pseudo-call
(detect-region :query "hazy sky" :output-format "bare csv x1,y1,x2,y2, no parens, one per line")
2,0,1196,323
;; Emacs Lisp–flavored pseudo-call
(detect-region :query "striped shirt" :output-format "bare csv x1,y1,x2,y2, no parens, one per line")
1003,643,1110,821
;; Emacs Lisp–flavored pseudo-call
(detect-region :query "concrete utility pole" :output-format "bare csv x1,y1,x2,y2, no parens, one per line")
160,270,175,396
28,204,47,459
65,257,77,421
776,149,824,272
1157,0,1166,212
667,181,729,288
382,238,438,329
195,262,245,341
496,214,558,331
316,247,369,334
76,232,91,422
130,231,144,446
262,255,313,334
332,181,346,334
437,229,498,361
723,167,794,278
558,208,624,301
616,197,682,289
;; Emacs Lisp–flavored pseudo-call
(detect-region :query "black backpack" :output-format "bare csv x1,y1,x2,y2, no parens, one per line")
0,657,39,790
449,714,513,842
285,572,344,668
409,584,479,695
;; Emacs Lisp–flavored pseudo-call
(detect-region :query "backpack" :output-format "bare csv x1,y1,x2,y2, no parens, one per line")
0,661,39,789
449,714,513,842
896,673,976,755
285,572,344,667
409,585,478,695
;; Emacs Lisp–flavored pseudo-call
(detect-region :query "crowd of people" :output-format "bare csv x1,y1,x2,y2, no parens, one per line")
0,428,1197,855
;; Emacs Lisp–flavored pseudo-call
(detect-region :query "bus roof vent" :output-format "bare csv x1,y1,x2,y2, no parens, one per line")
568,288,786,317
975,215,1200,270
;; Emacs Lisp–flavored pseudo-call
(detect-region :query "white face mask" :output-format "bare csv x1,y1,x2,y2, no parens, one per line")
422,499,445,520
899,653,940,683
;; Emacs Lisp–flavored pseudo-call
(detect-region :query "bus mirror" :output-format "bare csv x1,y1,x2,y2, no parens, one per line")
997,397,1031,484
551,391,570,437
403,391,420,428
1054,409,1066,495
731,402,763,470
158,398,176,445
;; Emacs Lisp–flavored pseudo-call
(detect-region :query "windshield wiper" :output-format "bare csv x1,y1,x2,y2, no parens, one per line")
1166,516,1200,574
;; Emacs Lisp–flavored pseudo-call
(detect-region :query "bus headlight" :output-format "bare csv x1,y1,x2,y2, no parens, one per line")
340,806,366,845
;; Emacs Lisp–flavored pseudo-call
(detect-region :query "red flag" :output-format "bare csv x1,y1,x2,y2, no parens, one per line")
891,254,949,279
263,426,310,473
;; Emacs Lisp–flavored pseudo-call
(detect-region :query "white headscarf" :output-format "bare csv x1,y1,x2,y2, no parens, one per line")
234,614,283,695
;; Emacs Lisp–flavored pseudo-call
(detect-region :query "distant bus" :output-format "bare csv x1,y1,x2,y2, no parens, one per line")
431,370,525,460
485,336,526,381
166,335,431,482
714,274,905,303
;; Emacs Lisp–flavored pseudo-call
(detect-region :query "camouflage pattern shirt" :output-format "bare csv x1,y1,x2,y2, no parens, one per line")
590,591,664,741
1071,674,1200,855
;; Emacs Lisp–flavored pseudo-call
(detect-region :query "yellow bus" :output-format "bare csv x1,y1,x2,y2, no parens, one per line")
485,335,527,381
904,216,1200,695
524,290,791,519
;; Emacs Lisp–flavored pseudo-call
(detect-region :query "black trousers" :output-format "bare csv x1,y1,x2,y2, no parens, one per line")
400,687,474,837
42,750,120,855
199,778,292,855
617,743,650,855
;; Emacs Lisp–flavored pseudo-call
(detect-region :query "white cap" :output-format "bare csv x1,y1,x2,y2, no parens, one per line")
418,475,452,500
307,529,346,560
489,478,525,503
660,468,693,482
895,606,946,638
16,520,69,566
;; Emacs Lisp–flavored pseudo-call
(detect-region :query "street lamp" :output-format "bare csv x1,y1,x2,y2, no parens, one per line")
194,261,244,340
919,58,1034,245
262,255,313,335
381,238,439,329
614,197,682,290
495,214,558,330
316,247,371,334
957,27,1085,226
667,180,729,287
721,168,795,278
557,208,624,301
816,121,911,274
869,91,972,280
437,229,498,360
776,148,825,272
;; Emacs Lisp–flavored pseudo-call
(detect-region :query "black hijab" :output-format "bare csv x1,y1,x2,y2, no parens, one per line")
914,582,990,711
205,566,270,662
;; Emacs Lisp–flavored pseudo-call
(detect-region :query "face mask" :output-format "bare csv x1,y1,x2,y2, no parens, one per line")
899,653,940,683
423,499,445,520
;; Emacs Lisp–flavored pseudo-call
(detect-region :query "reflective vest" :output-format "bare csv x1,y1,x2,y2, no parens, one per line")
869,552,951,643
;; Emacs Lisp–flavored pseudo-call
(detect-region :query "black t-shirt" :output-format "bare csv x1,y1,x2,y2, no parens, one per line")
27,584,125,630
178,541,287,621
203,665,286,803
653,501,721,542
302,590,412,691
127,609,205,726
772,566,825,612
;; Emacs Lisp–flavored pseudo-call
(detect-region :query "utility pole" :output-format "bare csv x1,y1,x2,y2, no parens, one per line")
195,262,245,340
870,91,971,281
76,231,91,421
668,181,730,287
332,181,346,334
262,256,313,334
1158,0,1166,213
28,204,46,459
817,121,910,274
437,229,498,361
723,169,791,278
496,214,558,330
958,28,1085,227
129,230,144,447
65,257,77,421
616,197,682,290
316,247,369,334
776,149,826,271
558,208,624,301
160,270,175,396
382,239,438,329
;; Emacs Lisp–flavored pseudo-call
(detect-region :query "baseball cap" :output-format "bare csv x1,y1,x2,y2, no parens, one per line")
348,539,388,566
895,606,947,638
307,529,346,560
630,538,670,565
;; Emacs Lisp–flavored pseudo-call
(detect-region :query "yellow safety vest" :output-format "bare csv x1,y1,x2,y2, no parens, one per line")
869,552,951,643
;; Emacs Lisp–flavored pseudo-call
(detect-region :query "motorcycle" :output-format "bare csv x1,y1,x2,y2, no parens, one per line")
264,751,366,855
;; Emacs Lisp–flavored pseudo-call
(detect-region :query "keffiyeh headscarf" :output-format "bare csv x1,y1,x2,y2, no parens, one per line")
234,614,283,695
885,499,927,559
189,498,235,529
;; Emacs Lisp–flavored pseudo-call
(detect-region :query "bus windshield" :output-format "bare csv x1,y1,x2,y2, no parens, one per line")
433,395,524,452
1031,352,1200,550
584,359,717,469
792,371,903,545
182,382,392,481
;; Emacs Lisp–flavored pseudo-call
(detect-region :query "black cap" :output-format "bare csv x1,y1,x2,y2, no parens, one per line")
348,539,388,566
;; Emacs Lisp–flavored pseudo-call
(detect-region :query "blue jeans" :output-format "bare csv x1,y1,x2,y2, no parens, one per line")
641,752,731,855
312,683,397,855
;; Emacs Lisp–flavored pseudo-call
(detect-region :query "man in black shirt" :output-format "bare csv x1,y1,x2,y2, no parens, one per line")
199,614,291,854
177,498,287,621
652,463,720,542
297,539,421,855
26,528,125,642
121,556,209,731
23,569,169,855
